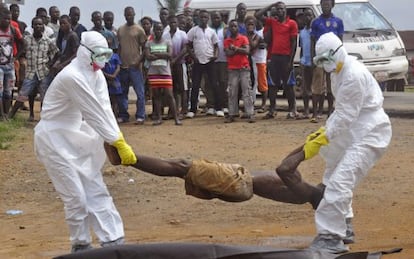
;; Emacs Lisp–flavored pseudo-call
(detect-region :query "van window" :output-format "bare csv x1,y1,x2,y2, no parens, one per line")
332,2,392,31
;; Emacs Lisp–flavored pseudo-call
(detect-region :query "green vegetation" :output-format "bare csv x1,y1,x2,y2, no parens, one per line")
405,86,414,92
0,117,26,150
156,0,182,15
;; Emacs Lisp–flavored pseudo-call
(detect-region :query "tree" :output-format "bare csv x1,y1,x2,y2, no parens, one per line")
156,0,182,15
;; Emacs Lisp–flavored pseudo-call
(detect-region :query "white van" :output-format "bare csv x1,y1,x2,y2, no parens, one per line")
185,0,409,89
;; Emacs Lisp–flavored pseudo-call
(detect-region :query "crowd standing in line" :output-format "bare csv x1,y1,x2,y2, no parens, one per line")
1,1,341,125
1,1,390,255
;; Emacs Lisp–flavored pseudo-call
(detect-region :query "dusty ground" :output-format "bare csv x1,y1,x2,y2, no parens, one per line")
0,104,413,259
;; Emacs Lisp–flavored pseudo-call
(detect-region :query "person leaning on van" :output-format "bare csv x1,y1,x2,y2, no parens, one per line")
255,1,298,120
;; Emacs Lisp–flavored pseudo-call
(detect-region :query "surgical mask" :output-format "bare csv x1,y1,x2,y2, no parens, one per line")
92,60,106,71
322,61,337,73
81,43,113,70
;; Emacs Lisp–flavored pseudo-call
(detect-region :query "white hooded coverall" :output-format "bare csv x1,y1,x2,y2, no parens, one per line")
315,32,392,238
34,31,124,246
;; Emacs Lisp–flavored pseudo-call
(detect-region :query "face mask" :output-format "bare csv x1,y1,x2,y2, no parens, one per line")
322,60,337,73
81,43,113,70
92,60,106,71
313,44,343,70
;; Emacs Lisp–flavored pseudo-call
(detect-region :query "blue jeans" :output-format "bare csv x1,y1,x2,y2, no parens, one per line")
0,64,15,100
119,67,145,121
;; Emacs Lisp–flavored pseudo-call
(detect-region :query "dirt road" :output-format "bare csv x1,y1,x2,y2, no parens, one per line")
1,110,413,258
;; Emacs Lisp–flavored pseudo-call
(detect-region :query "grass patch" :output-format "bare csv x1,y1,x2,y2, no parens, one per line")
0,117,27,149
405,86,414,92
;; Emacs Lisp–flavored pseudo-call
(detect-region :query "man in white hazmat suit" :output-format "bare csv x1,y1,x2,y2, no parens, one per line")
34,31,137,253
303,32,392,253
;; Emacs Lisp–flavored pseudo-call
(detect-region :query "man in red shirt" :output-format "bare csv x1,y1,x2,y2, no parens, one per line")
223,19,255,123
256,1,298,119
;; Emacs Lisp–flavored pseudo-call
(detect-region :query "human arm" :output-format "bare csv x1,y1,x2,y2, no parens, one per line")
255,3,275,22
65,72,136,164
249,33,260,54
209,43,218,62
288,21,298,72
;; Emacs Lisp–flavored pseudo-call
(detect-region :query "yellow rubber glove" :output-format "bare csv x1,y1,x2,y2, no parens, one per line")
306,127,326,143
303,130,329,160
112,132,137,165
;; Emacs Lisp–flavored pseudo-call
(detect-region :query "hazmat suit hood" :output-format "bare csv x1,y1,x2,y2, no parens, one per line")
78,31,112,71
314,32,347,73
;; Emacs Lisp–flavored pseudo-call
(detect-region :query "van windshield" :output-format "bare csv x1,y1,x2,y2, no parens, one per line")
330,2,392,31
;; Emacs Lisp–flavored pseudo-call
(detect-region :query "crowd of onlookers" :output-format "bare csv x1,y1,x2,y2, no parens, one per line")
0,0,342,125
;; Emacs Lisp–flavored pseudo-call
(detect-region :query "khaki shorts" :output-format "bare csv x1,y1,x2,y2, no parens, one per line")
185,159,253,202
311,67,326,95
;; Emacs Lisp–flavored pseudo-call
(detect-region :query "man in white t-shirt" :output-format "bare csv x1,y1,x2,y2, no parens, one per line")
186,9,220,118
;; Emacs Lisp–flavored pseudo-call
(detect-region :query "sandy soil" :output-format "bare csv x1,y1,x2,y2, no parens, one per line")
1,106,413,259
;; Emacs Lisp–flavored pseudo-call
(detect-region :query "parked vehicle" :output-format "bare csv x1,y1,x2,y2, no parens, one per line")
185,0,409,92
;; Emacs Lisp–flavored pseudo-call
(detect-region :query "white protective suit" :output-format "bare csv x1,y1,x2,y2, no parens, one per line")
34,31,124,246
314,32,392,238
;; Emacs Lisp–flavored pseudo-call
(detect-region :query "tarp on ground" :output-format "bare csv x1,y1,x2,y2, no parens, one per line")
53,242,399,259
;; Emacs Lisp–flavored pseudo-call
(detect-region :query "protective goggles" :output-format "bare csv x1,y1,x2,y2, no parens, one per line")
81,43,113,63
313,44,343,67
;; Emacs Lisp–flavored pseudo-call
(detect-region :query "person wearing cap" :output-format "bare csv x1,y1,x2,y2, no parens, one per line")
303,32,392,253
33,31,136,253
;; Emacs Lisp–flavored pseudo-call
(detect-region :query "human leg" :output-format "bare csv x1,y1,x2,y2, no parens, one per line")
130,67,146,121
2,65,15,115
118,68,131,122
310,67,325,121
312,145,386,253
226,69,240,122
189,62,203,115
9,77,39,119
82,170,124,246
302,65,313,117
239,69,255,121
152,88,162,125
266,57,279,117
164,88,182,125
256,63,268,111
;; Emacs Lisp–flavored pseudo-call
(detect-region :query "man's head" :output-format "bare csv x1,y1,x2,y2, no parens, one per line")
32,16,44,37
59,15,71,33
49,6,60,23
0,8,11,30
320,0,334,17
91,11,103,29
79,31,113,71
303,8,314,26
36,7,49,25
274,2,286,21
168,15,178,32
210,11,222,28
9,4,19,21
228,19,239,37
314,32,346,73
198,9,209,28
236,3,247,20
69,6,80,25
124,6,135,25
159,7,169,26
103,11,114,29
